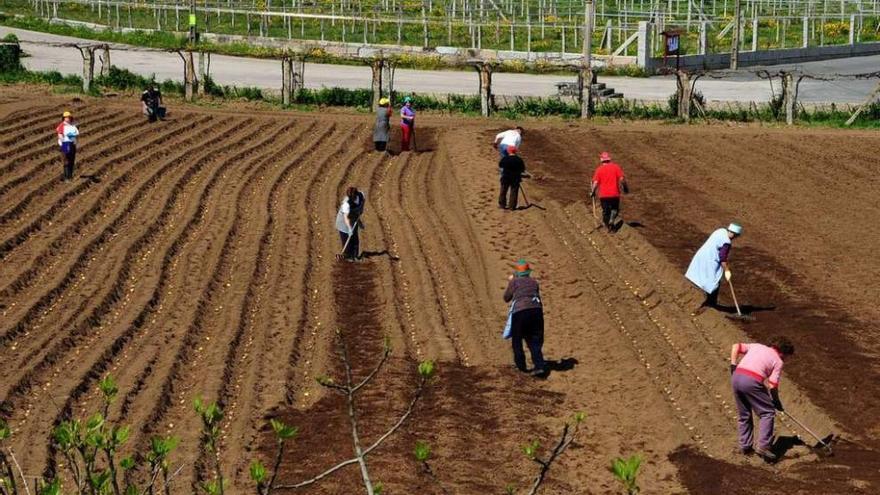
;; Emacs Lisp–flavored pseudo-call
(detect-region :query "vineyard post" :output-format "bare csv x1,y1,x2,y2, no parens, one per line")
182,50,195,101
580,0,594,119
849,14,856,44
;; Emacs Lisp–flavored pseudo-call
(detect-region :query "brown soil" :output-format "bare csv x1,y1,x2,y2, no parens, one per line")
1,86,878,494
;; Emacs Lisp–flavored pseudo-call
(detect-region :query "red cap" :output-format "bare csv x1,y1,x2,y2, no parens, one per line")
600,151,611,162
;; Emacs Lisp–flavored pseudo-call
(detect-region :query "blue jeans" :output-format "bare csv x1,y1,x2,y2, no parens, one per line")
499,143,510,158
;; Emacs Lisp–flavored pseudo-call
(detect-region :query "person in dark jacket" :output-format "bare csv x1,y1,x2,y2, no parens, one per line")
336,186,366,261
498,145,525,210
503,259,545,376
141,84,163,122
373,97,392,151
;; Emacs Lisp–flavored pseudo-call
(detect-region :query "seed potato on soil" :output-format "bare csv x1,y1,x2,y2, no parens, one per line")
0,87,878,494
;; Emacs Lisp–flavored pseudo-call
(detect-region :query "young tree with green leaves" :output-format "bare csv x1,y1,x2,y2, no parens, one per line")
609,454,642,495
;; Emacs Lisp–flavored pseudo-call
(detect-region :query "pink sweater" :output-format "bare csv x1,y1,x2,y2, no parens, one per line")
734,343,784,388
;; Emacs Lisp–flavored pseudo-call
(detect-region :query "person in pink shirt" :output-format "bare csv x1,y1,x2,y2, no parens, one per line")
729,336,795,461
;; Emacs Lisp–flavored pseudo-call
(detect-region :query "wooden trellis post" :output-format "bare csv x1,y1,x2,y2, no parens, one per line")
782,71,796,125
178,50,196,102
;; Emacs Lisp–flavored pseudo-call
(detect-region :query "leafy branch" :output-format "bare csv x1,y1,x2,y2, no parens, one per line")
609,454,642,495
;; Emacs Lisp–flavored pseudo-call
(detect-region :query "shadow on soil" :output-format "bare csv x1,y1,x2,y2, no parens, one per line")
260,260,574,493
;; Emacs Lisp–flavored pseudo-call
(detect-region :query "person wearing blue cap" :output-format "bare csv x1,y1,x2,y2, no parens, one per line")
685,223,743,314
400,96,415,152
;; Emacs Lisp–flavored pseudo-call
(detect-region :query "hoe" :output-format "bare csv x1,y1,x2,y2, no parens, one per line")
725,278,755,322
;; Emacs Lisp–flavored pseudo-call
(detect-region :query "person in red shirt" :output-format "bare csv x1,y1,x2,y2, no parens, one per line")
590,151,629,231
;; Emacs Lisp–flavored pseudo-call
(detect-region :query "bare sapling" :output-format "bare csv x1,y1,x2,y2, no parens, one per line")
193,398,225,495
415,412,585,494
271,332,436,494
520,412,586,495
0,419,20,495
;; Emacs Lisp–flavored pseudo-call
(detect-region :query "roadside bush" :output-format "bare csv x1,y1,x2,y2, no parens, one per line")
0,33,23,73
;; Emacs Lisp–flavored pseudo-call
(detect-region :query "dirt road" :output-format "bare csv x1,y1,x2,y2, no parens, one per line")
1,89,878,493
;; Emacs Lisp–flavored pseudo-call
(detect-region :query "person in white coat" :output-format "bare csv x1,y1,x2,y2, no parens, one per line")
685,223,742,314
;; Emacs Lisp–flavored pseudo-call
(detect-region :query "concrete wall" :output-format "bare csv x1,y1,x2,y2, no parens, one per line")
636,23,880,73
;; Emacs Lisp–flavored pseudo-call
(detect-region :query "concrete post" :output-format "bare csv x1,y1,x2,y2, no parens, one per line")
803,16,809,47
292,56,305,94
197,51,206,96
100,44,110,77
381,60,395,103
474,62,494,117
751,17,758,51
676,70,692,122
849,14,856,44
636,21,653,72
730,0,741,69
370,58,383,109
699,21,708,54
81,47,95,93
281,56,292,105
581,0,594,118
782,72,795,125
184,51,195,102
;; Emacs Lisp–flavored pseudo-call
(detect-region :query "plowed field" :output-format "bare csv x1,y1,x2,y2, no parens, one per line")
1,90,879,494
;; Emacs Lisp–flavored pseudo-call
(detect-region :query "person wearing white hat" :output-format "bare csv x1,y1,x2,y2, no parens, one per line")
685,223,743,314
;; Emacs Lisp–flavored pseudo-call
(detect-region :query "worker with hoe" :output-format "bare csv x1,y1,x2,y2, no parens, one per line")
503,259,546,377
373,97,392,152
685,223,742,314
141,83,164,122
590,151,628,231
729,336,795,461
55,110,79,182
400,96,416,152
493,126,524,158
498,145,526,210
336,186,366,261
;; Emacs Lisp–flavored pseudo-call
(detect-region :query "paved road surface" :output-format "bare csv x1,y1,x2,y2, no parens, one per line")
3,26,878,103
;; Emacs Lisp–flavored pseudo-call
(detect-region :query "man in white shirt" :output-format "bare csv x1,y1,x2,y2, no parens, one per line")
493,126,524,158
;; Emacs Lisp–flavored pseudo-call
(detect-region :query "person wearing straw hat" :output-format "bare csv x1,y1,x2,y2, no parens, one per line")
729,336,795,461
55,110,79,182
373,97,392,152
400,96,415,152
590,151,628,231
686,223,743,314
503,259,546,377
